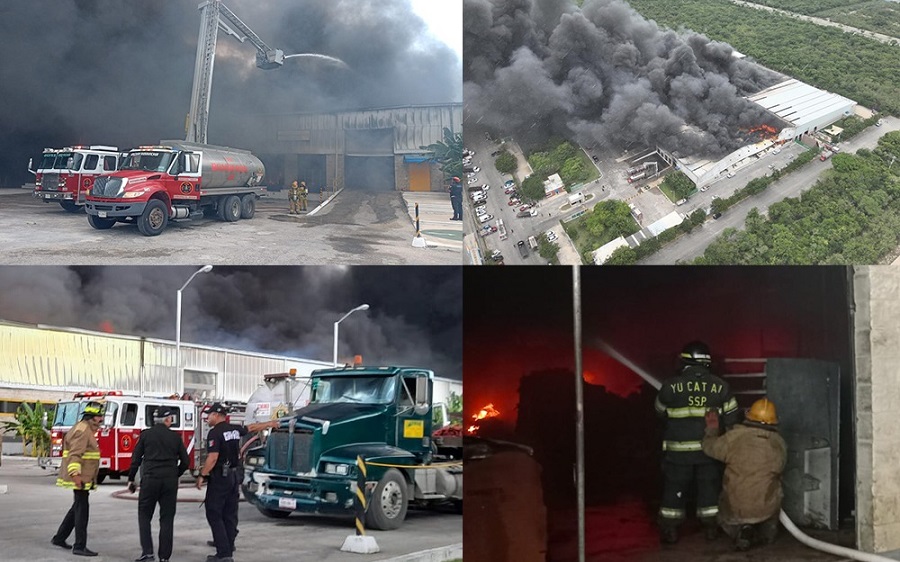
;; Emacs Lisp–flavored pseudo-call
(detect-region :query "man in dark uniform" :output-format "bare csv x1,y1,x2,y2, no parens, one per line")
654,341,739,544
196,403,278,562
449,176,463,220
127,405,190,562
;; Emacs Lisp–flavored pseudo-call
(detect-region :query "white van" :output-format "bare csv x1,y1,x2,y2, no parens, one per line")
568,192,584,205
528,235,539,251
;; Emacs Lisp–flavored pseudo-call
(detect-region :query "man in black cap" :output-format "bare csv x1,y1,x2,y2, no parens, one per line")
127,405,190,562
196,403,278,562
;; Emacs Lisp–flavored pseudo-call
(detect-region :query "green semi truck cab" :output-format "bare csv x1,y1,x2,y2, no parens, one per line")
243,365,462,530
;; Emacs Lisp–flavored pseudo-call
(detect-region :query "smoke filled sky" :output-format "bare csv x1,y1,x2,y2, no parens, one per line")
0,266,462,380
463,0,782,155
0,0,462,186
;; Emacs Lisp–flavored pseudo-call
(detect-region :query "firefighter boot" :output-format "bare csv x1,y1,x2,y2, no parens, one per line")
660,526,679,545
735,525,755,551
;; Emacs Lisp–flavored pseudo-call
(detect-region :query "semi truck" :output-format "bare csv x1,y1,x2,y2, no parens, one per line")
84,141,266,236
242,365,462,530
29,146,123,212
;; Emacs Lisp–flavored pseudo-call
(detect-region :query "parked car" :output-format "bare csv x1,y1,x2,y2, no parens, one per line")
476,206,487,216
504,187,517,195
700,186,709,192
480,184,490,191
726,172,736,178
471,166,481,173
517,240,528,258
468,177,479,184
518,204,532,212
546,230,558,242
478,213,494,223
491,150,502,157
508,198,520,206
675,198,687,206
504,180,515,188
472,193,486,202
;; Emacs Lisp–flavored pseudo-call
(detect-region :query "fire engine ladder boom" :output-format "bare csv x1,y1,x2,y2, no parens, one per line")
186,0,284,144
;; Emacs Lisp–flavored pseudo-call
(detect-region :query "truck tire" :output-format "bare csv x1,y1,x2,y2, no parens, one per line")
366,469,408,530
59,200,82,213
240,194,256,219
138,199,169,236
256,505,291,519
88,214,116,230
222,195,241,222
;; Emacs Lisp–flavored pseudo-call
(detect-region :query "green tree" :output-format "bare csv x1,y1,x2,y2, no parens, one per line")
520,175,546,202
495,151,517,174
421,127,463,181
560,157,589,186
0,402,51,457
604,245,638,265
585,200,638,240
528,152,555,177
538,236,560,263
433,391,464,426
661,172,695,200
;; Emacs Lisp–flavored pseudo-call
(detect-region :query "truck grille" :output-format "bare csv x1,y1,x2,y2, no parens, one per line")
42,173,60,191
92,176,121,198
268,430,313,473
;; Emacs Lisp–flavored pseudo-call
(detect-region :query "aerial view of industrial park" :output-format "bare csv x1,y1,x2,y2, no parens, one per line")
0,0,463,265
462,0,900,266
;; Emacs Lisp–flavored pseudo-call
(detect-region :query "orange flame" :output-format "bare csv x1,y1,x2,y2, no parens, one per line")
467,403,501,434
99,320,114,333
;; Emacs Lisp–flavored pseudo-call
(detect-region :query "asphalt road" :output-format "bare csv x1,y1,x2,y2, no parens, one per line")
642,117,900,264
0,455,461,562
0,189,460,265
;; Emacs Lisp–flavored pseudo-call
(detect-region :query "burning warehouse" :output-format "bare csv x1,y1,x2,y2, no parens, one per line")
464,266,900,561
657,79,856,189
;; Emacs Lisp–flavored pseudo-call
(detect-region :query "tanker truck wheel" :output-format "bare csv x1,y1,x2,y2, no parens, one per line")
138,199,169,236
88,214,116,230
59,200,82,213
366,469,408,530
222,195,242,222
240,194,256,219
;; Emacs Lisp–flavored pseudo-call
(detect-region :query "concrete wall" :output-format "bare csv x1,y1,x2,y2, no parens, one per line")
854,266,900,552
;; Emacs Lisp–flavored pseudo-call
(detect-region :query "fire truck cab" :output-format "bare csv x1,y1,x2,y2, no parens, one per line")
30,146,122,213
40,391,198,483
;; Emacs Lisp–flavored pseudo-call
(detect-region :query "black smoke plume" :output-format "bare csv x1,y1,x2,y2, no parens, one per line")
0,0,461,186
0,266,462,380
464,0,782,155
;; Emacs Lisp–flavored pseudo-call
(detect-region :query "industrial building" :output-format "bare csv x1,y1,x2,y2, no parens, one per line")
0,321,462,416
246,103,463,193
658,79,856,188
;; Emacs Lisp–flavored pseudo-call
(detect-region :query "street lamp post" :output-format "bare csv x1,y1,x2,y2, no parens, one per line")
333,304,370,367
175,265,213,395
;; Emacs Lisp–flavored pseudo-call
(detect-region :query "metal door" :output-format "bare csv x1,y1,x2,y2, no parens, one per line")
766,358,840,529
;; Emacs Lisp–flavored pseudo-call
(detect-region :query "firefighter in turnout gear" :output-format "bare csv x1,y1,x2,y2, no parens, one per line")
655,341,739,545
702,398,787,551
288,180,301,214
52,401,105,557
299,181,308,212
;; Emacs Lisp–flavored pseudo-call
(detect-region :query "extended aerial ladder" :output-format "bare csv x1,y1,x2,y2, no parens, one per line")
187,0,285,144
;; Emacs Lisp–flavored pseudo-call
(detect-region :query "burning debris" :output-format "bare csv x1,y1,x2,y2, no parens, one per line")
468,402,501,434
464,0,783,156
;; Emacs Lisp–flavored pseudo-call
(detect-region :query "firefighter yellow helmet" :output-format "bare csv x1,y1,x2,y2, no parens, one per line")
300,181,306,187
292,181,298,188
746,398,778,425
82,401,105,417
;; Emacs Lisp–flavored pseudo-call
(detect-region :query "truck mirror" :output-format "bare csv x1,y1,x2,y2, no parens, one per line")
414,377,430,416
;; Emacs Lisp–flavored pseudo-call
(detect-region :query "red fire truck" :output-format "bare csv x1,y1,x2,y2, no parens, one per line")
39,391,202,483
29,146,123,213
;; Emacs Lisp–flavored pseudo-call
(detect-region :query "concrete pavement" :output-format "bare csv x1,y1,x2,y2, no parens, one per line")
0,455,462,562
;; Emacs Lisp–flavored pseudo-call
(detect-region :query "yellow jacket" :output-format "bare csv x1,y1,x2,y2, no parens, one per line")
57,420,101,491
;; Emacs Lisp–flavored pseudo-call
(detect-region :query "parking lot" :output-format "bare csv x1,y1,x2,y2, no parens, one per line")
0,188,461,265
0,456,461,562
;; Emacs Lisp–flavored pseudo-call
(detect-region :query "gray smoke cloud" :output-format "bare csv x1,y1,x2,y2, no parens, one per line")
0,0,461,186
0,266,462,380
464,0,782,156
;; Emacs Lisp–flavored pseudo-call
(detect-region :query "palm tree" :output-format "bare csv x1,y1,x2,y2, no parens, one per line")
0,402,51,457
421,127,463,181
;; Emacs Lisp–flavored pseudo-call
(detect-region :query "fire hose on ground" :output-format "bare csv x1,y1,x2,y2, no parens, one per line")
597,340,897,562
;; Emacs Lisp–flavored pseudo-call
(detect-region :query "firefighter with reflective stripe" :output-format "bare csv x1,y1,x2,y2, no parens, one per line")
52,401,105,557
702,398,787,551
299,181,308,212
655,341,739,545
288,180,301,214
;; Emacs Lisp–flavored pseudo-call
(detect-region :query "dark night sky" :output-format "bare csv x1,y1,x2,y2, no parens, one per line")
0,0,462,186
0,265,462,380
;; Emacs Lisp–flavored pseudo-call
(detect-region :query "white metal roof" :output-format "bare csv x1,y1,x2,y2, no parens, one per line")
747,80,855,130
